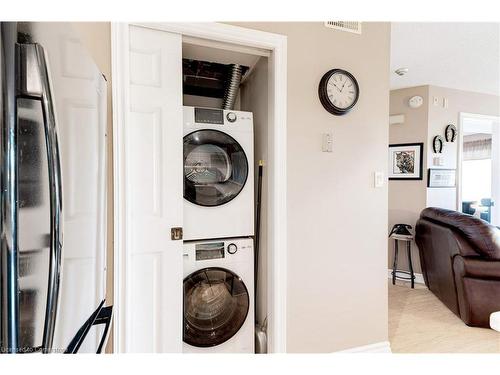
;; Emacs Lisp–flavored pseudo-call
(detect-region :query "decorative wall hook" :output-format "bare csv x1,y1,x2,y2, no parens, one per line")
433,135,444,153
445,124,457,142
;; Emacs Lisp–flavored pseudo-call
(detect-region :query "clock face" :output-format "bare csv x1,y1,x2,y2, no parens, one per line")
326,72,357,109
318,69,359,115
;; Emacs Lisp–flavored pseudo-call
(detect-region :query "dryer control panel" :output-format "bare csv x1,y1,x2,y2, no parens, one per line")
194,108,224,124
184,106,253,134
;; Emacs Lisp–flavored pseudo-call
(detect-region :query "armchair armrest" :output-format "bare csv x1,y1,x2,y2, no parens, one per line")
454,256,500,281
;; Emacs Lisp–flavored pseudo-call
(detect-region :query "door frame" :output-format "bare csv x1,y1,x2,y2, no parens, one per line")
457,112,500,218
111,22,288,353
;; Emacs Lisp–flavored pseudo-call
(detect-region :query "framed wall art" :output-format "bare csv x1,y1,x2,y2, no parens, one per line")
388,143,424,180
428,168,456,188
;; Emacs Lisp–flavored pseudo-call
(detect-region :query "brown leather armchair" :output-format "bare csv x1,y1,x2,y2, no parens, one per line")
415,207,500,327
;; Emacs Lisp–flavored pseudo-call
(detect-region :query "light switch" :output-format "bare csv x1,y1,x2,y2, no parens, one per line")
443,98,449,108
433,156,444,166
374,171,385,188
322,132,333,152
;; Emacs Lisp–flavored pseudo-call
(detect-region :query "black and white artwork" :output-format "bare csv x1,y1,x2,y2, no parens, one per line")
388,143,423,180
428,168,456,188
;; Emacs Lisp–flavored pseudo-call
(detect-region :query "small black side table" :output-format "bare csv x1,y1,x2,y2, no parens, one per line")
390,234,415,288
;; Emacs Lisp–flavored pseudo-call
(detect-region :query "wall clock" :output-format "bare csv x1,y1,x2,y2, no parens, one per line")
433,135,444,153
445,124,457,142
318,69,359,115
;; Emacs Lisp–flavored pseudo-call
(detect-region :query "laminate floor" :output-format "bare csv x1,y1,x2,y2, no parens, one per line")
389,281,500,353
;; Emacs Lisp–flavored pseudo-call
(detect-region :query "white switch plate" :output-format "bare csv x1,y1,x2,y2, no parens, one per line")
374,171,385,188
322,132,333,152
433,156,444,166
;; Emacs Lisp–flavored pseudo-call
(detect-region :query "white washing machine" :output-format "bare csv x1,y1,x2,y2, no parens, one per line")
182,237,254,353
183,106,254,241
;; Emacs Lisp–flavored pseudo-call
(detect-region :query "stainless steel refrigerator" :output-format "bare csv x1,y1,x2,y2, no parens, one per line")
0,22,111,354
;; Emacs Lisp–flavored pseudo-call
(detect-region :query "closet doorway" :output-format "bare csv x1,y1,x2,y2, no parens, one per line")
112,22,288,353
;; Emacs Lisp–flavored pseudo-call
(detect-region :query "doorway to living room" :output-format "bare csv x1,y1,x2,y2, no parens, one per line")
388,22,500,353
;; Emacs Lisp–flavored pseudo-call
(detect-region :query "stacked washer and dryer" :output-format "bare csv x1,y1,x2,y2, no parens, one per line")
182,106,255,353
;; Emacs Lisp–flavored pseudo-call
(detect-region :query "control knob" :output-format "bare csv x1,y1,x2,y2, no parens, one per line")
226,112,237,123
227,243,238,254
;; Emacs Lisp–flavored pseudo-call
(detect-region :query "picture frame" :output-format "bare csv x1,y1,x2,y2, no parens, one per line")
427,168,456,188
388,143,423,180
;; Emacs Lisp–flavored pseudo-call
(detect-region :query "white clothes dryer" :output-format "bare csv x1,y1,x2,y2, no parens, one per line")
183,106,254,241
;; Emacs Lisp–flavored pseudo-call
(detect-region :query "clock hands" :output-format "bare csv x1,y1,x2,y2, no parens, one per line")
340,78,348,92
329,82,342,91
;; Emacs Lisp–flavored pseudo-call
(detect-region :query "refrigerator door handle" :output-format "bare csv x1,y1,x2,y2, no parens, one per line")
64,300,113,354
16,42,63,353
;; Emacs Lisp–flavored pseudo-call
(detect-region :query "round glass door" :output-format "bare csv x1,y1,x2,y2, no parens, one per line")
184,130,248,207
183,267,250,347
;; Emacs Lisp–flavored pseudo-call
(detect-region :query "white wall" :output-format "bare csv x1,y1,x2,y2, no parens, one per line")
427,85,500,210
233,22,391,352
389,85,500,273
388,86,429,273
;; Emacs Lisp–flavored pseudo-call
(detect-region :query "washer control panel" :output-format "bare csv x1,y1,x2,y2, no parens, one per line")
195,242,225,260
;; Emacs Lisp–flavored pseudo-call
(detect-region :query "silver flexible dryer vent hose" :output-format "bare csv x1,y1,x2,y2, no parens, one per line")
222,64,243,110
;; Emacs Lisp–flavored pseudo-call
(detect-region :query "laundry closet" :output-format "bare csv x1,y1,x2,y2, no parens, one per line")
113,24,275,353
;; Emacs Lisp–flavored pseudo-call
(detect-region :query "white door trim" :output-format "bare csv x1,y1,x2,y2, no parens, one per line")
112,22,288,353
111,22,129,353
457,112,500,213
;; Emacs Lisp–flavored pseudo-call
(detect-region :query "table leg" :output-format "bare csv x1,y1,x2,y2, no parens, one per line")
407,241,414,289
392,240,399,285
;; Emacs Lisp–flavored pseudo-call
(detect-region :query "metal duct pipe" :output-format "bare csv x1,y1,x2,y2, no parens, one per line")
222,64,243,110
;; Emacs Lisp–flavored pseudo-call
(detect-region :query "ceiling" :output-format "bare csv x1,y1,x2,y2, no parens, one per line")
390,22,500,95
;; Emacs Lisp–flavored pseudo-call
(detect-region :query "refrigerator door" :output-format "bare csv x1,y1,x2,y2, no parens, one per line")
15,23,108,353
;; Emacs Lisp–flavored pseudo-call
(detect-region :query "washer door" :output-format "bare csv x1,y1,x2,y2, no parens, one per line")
183,267,250,347
184,129,248,207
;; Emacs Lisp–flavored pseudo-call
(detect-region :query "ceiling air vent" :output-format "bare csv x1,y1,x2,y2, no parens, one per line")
324,21,362,34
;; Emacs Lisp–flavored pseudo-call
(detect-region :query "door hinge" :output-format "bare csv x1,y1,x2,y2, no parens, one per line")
171,227,183,241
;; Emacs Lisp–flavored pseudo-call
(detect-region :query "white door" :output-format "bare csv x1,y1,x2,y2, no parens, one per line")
53,28,108,353
123,25,183,352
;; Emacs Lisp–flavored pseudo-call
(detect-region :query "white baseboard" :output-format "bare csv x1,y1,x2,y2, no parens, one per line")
387,269,425,285
336,341,392,353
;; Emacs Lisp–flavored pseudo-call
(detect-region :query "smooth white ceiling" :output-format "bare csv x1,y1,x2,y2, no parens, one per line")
390,22,500,95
